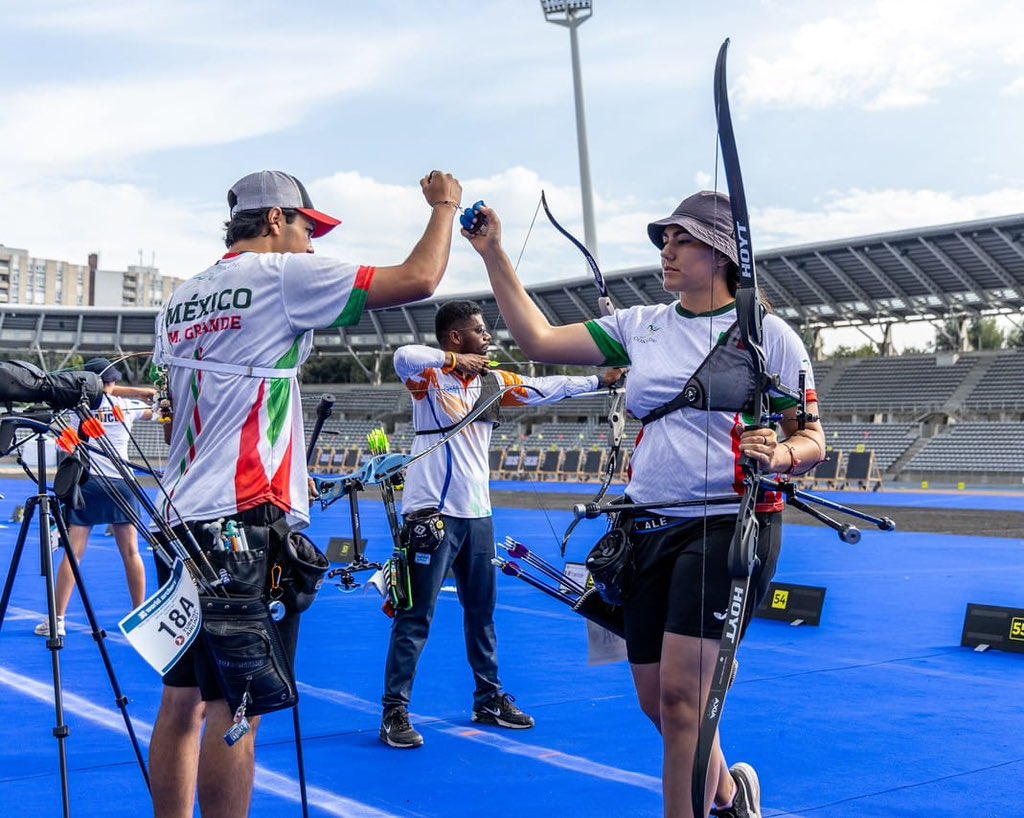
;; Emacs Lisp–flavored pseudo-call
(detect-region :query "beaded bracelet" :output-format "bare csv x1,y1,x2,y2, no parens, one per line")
781,442,800,474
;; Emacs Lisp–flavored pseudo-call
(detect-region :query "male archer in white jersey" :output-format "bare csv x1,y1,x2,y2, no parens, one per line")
380,299,625,748
150,169,464,817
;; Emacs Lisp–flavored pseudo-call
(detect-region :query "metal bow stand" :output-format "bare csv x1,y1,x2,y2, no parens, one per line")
0,420,149,817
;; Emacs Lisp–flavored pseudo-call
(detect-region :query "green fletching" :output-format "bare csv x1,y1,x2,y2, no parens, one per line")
367,427,390,455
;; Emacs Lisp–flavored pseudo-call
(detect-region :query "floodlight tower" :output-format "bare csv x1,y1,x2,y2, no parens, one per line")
540,0,598,262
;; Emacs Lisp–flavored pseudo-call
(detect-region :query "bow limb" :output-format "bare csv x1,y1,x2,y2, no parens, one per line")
540,191,628,555
691,38,770,817
541,190,614,317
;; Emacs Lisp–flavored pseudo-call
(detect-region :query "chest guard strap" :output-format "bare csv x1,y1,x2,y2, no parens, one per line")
640,321,756,426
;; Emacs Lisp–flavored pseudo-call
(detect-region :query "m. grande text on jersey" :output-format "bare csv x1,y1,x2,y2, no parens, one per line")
167,315,243,343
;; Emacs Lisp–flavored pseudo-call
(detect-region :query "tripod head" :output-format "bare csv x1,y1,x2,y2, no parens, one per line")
0,409,55,456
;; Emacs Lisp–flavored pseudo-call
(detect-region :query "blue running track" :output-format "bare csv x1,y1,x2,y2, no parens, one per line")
0,477,1021,817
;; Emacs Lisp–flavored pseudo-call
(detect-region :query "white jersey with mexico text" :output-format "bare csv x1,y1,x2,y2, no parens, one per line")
586,301,815,518
88,394,151,480
153,251,374,527
395,345,599,518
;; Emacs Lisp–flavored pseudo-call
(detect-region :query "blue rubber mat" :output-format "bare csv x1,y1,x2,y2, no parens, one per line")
0,477,1019,816
491,479,1024,512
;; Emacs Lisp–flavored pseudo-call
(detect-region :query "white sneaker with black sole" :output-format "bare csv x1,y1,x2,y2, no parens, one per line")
34,616,66,638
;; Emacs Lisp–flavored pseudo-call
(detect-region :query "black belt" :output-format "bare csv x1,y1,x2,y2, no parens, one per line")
631,513,688,533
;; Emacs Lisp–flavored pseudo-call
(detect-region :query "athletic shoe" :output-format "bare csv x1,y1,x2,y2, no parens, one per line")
379,706,424,749
472,693,535,729
711,762,762,818
34,616,66,638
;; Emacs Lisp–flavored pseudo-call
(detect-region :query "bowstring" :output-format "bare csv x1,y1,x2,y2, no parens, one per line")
487,193,543,353
484,192,594,555
697,95,726,806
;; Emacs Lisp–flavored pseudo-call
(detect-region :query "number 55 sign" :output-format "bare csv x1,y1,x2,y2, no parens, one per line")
119,559,202,675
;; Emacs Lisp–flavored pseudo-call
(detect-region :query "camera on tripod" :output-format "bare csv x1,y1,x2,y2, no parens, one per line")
0,360,103,460
0,360,103,413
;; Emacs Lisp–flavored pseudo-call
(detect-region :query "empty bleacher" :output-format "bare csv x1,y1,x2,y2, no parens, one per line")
526,422,592,448
904,422,1024,476
962,351,1024,411
819,422,916,472
825,354,975,411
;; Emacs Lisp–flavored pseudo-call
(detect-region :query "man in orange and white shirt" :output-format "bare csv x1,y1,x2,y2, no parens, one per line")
380,299,623,749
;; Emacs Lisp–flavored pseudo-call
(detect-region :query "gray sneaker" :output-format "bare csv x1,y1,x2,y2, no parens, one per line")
472,693,535,729
379,706,423,749
711,762,762,818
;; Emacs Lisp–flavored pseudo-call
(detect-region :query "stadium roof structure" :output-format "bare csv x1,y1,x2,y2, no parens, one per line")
329,211,1024,348
1,213,1022,366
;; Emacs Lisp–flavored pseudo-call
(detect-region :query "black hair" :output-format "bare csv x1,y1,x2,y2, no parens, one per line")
723,258,773,311
223,208,300,248
435,300,484,345
725,259,740,296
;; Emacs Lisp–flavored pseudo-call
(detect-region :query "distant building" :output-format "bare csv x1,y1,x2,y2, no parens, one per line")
0,247,184,307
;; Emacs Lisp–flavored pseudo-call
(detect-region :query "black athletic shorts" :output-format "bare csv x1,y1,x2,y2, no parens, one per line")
622,512,781,664
156,504,300,700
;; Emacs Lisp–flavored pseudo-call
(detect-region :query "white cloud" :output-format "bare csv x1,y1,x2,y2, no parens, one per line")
4,162,1022,328
0,179,220,274
754,187,1024,251
5,0,214,35
0,43,414,179
734,0,1024,111
1003,77,1024,97
312,167,605,295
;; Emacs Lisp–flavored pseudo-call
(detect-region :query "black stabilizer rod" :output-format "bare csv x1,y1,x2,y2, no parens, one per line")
572,495,737,519
764,479,896,531
787,496,862,544
306,394,335,466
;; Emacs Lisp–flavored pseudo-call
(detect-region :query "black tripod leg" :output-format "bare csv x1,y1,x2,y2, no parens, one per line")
36,494,72,818
292,704,309,818
0,495,38,630
51,509,151,791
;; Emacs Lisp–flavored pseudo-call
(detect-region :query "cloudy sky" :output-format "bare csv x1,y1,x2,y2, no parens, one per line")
2,0,1022,351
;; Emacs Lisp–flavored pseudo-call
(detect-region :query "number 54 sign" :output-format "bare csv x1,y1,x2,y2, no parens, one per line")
119,559,202,675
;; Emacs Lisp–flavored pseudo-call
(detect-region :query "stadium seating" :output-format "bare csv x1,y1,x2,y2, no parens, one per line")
820,423,916,471
30,348,1021,489
905,422,1024,476
825,354,975,410
962,351,1024,411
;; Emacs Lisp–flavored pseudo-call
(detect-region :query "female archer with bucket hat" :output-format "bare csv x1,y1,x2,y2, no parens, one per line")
464,192,826,818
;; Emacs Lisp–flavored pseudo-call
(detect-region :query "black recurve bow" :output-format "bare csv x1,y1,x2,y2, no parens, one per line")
540,191,628,557
691,38,773,817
